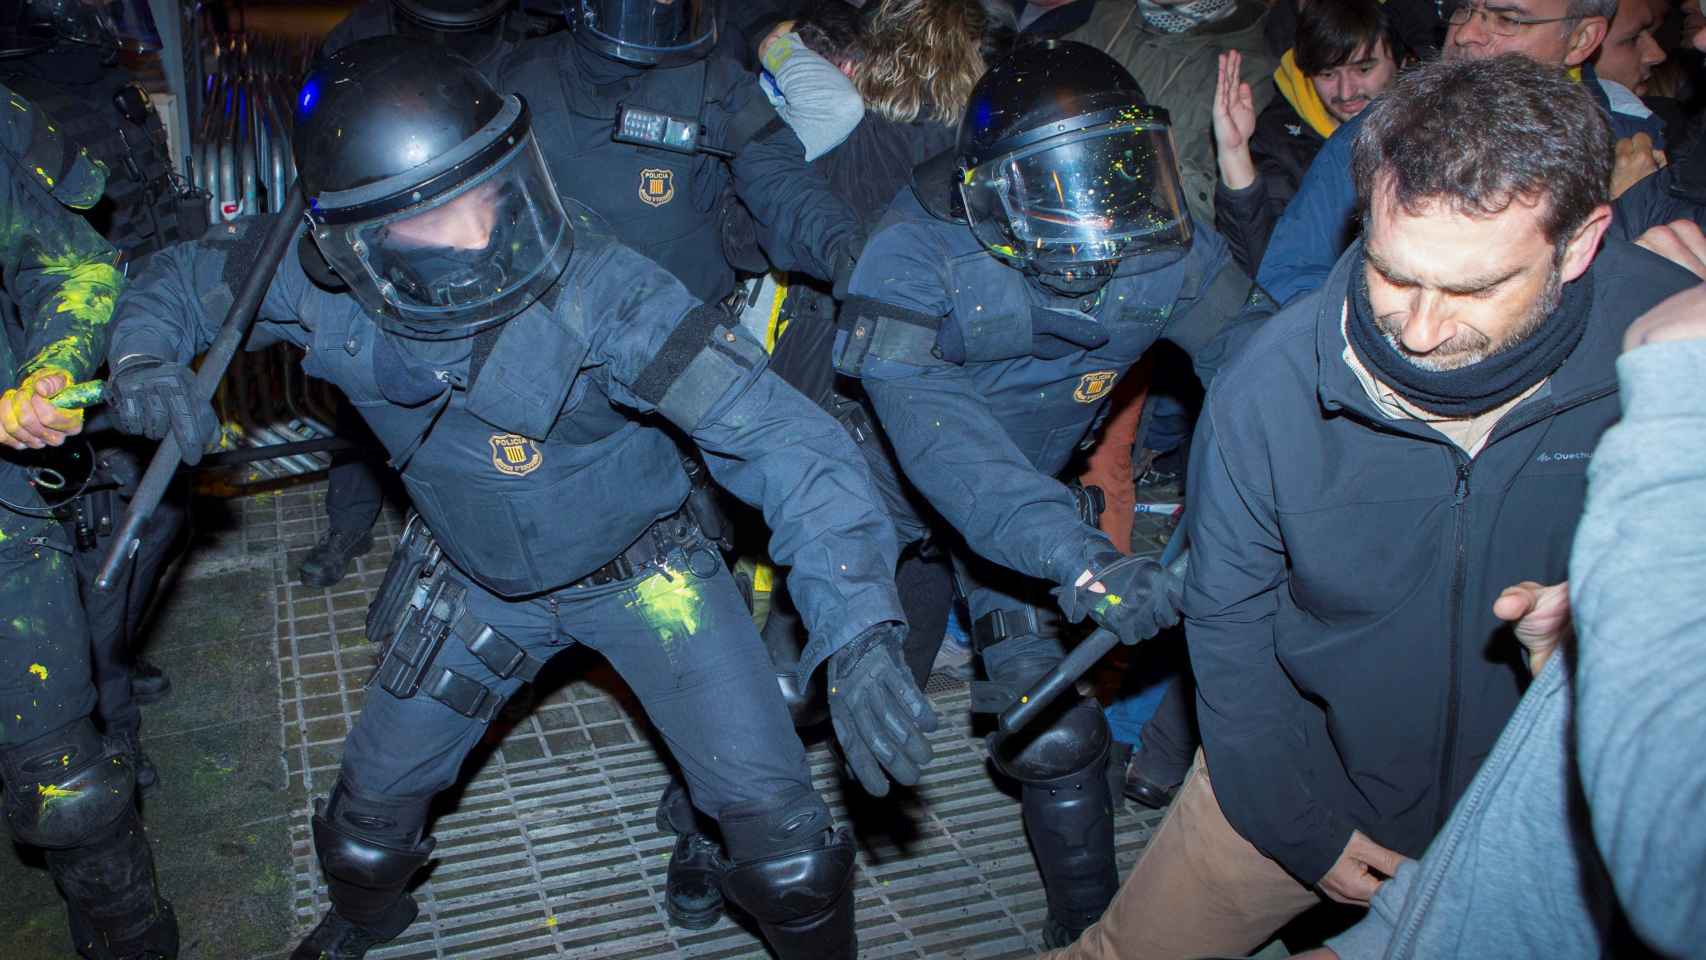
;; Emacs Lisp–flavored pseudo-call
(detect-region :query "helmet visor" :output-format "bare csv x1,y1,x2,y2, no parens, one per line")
571,0,716,63
960,119,1191,275
315,135,572,339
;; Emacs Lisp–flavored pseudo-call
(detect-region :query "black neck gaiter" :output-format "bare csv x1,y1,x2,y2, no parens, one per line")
1346,249,1592,417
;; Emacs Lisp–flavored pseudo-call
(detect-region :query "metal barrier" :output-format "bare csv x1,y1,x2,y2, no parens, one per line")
188,19,345,488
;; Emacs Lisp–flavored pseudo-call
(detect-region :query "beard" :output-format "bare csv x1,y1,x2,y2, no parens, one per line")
1376,263,1564,372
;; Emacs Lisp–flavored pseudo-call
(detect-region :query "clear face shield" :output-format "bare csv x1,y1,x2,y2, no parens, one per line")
569,0,717,64
312,135,574,340
959,115,1192,281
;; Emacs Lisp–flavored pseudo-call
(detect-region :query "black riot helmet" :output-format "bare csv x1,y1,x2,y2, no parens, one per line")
390,0,516,68
950,40,1191,286
393,0,510,31
564,0,717,66
295,37,573,340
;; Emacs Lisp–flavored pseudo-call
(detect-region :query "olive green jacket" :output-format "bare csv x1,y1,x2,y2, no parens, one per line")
1069,0,1277,224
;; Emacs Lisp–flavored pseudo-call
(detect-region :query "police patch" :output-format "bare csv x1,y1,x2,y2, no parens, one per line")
1073,371,1117,403
639,168,675,207
489,433,543,477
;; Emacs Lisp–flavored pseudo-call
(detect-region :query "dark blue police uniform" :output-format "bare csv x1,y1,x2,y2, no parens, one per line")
110,211,905,945
836,186,1274,936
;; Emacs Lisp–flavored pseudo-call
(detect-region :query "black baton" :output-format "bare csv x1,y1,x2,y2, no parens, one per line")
999,531,1191,734
94,183,308,591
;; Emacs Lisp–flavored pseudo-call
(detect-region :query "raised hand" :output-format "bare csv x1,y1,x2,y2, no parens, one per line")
1214,49,1259,191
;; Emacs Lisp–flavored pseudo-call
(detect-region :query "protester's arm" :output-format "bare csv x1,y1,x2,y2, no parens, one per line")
721,71,863,283
1570,285,1706,955
760,31,863,162
1254,120,1360,306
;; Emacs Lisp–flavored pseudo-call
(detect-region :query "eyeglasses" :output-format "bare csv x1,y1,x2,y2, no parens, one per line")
1447,3,1581,37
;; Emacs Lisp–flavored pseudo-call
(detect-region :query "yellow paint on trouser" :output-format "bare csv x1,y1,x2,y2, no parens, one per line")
627,565,704,650
28,663,48,681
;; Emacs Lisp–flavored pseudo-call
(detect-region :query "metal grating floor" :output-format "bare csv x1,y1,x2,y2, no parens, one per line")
251,483,1167,959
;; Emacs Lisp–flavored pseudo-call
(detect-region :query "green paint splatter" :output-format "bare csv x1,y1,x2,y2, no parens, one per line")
48,379,103,409
627,565,703,651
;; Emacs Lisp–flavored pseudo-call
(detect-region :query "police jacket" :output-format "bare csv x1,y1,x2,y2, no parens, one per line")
1185,238,1697,886
1256,62,1668,306
110,218,904,675
0,84,122,511
498,34,861,304
835,188,1273,586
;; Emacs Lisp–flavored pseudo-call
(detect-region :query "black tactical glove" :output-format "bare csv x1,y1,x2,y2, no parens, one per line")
1053,552,1184,646
107,355,219,465
829,622,938,796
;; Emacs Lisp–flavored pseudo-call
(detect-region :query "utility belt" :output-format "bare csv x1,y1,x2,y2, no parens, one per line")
367,503,716,721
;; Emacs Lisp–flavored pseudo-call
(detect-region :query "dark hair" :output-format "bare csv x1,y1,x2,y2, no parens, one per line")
794,2,865,65
1351,55,1613,245
1294,0,1405,76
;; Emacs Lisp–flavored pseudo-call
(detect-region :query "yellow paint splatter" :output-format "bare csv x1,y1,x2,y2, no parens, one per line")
626,565,703,648
34,165,53,188
543,916,558,929
38,784,76,798
27,663,48,681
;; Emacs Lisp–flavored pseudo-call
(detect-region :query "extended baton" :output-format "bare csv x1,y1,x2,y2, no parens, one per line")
93,182,307,591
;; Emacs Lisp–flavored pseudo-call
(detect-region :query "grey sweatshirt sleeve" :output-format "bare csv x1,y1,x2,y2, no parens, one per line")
1570,338,1706,956
760,33,864,163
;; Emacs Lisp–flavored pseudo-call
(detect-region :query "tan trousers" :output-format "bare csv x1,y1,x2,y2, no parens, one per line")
1038,751,1324,960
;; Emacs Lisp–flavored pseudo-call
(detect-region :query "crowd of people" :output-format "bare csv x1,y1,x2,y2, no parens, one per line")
0,1,1701,959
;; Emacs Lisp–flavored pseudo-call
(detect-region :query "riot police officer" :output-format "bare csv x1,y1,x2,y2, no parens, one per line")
105,39,935,960
0,0,201,788
497,0,876,927
499,0,864,306
834,41,1276,947
297,0,548,591
0,80,178,960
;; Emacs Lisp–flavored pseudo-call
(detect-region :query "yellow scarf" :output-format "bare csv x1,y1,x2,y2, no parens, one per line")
1273,49,1339,140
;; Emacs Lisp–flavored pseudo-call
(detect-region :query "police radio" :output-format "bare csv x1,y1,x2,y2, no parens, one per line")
613,104,734,159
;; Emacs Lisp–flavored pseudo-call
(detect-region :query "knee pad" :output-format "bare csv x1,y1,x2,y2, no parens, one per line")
716,785,832,862
989,696,1110,784
721,825,856,926
1,718,134,849
316,781,435,887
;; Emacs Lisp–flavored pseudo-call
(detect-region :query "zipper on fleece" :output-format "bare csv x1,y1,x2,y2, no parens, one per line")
1438,453,1472,831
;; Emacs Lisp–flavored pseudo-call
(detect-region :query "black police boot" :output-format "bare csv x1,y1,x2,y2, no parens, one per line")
127,659,172,705
298,790,434,959
297,527,375,588
290,907,412,960
112,727,158,790
986,692,1118,950
48,811,179,960
655,779,725,929
1025,743,1119,948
